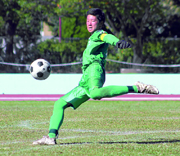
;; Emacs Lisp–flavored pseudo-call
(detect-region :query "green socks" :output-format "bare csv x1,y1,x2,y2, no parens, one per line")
48,99,67,138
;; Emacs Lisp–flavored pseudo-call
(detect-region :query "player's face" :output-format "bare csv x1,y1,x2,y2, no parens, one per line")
86,15,100,33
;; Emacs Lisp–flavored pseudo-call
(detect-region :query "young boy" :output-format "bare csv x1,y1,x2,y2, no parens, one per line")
33,8,159,145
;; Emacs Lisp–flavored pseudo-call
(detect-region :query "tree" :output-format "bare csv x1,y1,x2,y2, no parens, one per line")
172,0,180,5
91,0,167,65
0,0,20,63
1,0,179,73
0,0,58,72
48,10,89,38
57,0,180,66
159,0,180,38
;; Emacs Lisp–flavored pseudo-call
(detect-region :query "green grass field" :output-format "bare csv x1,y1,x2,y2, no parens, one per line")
0,100,180,156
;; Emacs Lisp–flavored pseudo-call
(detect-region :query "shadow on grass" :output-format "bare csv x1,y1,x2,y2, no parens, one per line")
59,140,180,145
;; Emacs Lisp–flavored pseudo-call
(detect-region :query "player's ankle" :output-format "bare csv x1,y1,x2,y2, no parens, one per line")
133,85,138,93
48,133,56,138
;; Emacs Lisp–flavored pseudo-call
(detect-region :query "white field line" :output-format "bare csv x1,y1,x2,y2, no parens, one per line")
60,129,180,135
1,129,180,155
66,117,180,122
0,120,49,129
1,120,180,147
1,116,180,129
0,145,55,155
1,129,180,146
0,135,94,146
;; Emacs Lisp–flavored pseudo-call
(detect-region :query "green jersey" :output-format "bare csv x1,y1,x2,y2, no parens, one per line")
82,30,119,70
59,30,127,109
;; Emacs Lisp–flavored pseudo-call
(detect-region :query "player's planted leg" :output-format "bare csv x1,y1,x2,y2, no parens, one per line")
33,98,71,145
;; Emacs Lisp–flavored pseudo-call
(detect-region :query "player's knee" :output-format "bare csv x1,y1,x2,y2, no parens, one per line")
89,89,101,100
54,98,68,110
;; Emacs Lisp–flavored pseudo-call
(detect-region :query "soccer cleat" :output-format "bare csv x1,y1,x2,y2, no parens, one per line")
32,136,57,145
135,81,159,94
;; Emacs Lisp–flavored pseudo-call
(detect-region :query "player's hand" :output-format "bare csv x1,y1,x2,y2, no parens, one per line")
116,40,131,49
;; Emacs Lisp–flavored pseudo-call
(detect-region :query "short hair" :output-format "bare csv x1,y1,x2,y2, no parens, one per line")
87,8,105,23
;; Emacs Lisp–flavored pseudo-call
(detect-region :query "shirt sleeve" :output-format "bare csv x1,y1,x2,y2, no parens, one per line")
100,33,119,46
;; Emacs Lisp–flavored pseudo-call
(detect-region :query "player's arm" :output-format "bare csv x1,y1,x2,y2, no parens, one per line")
100,33,131,49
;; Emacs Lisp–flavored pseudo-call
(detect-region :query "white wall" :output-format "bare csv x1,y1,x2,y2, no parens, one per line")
0,74,179,94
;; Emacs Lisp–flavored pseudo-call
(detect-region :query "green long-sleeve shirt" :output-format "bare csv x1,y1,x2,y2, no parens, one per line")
82,29,119,70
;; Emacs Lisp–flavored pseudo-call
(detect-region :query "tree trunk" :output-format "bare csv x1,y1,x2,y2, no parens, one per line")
4,20,18,72
133,31,143,68
5,35,14,62
133,45,143,63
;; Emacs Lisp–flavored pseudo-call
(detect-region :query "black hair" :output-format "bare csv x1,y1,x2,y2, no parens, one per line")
86,8,105,23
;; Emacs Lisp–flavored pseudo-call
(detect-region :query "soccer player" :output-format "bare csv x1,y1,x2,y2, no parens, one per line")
33,8,159,145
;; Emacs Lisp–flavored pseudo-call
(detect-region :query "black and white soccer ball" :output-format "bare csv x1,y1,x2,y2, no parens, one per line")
30,59,51,80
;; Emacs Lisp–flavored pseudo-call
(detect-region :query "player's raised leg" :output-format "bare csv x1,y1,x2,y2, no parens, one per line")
89,85,138,100
88,80,159,100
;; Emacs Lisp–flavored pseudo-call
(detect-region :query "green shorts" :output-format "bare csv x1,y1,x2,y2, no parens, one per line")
61,63,105,109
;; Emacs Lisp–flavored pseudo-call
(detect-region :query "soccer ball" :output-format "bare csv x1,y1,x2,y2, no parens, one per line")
30,59,51,80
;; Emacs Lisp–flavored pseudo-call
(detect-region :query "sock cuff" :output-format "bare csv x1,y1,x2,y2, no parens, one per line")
49,129,58,135
127,86,138,93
